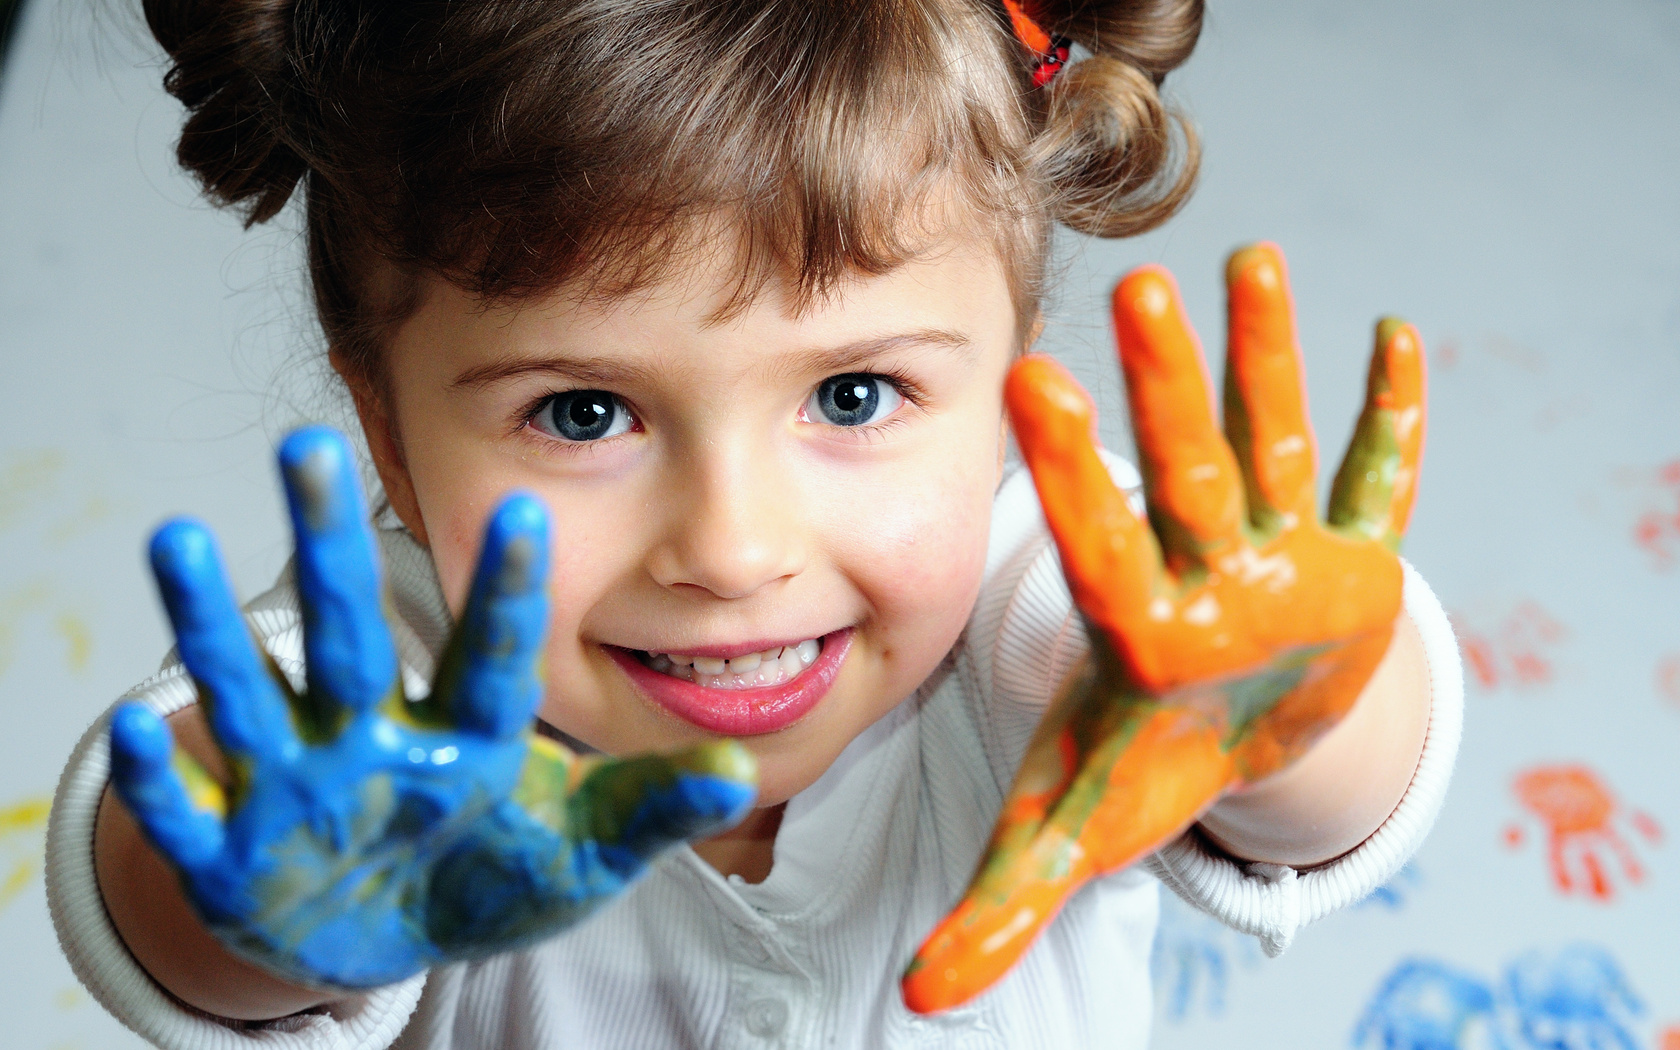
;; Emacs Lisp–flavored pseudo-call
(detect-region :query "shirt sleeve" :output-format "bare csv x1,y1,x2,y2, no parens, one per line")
44,578,428,1050
972,458,1464,959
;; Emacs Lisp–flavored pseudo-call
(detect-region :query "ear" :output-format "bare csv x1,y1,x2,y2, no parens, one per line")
331,351,430,548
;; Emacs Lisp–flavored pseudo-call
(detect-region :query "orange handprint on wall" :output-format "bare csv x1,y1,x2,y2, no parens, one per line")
1631,460,1680,570
1503,765,1662,902
1453,601,1567,691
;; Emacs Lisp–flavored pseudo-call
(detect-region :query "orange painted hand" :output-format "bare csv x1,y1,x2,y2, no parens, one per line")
902,243,1427,1013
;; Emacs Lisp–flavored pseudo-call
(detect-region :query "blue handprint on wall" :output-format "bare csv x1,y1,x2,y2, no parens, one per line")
1353,959,1502,1050
1151,887,1261,1021
1504,944,1643,1050
1352,945,1648,1050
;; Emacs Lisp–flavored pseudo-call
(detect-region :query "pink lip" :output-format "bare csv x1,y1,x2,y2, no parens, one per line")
607,629,854,736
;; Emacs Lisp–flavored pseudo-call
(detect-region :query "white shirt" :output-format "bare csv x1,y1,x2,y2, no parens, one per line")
46,461,1464,1050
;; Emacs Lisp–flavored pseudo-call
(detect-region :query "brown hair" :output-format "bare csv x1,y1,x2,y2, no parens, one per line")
144,0,1202,390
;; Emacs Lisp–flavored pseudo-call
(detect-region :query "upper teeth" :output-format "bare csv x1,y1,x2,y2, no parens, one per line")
644,639,821,689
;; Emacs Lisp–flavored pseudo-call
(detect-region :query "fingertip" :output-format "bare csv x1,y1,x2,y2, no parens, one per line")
1373,318,1426,408
680,739,759,788
1005,355,1092,425
676,772,758,827
489,492,551,545
277,424,352,474
483,494,550,599
1113,264,1180,323
110,702,171,771
279,425,361,532
148,518,217,579
1375,317,1418,358
1225,241,1287,292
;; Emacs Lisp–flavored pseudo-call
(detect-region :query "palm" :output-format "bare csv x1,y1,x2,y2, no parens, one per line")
904,243,1426,1012
111,428,755,988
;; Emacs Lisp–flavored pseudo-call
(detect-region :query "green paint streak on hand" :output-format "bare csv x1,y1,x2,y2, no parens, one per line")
1328,317,1411,552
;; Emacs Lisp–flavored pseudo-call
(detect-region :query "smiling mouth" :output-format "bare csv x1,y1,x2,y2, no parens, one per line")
606,630,853,736
636,639,822,690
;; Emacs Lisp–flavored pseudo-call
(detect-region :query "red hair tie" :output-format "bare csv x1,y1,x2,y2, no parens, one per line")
1001,0,1071,87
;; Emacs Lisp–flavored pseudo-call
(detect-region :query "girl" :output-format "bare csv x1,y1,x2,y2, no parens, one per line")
46,1,1461,1047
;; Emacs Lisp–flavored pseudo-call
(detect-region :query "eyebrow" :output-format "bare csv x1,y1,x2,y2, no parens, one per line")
450,328,976,390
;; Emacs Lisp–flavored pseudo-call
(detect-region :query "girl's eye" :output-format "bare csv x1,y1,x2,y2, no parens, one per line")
531,390,634,442
806,374,903,427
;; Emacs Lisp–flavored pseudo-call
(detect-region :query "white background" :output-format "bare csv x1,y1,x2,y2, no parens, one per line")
1,1,1676,1047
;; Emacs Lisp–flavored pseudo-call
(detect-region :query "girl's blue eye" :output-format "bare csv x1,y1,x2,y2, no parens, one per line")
807,374,903,427
532,390,633,442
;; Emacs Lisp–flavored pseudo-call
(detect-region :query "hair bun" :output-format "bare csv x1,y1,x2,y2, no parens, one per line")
145,0,307,225
1028,0,1203,237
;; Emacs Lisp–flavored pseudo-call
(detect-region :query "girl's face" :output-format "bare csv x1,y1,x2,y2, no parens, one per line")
366,234,1017,805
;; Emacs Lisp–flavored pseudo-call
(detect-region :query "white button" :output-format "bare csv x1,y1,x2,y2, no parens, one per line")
744,997,788,1037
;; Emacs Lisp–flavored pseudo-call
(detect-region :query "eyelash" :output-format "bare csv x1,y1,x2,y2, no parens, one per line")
513,368,928,446
812,368,925,438
513,391,639,456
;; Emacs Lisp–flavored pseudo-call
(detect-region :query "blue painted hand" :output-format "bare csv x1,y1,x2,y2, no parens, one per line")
108,426,757,988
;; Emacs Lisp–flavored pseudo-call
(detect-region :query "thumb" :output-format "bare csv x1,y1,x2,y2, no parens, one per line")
568,742,758,863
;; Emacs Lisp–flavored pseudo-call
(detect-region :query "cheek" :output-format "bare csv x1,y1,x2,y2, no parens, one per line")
408,461,626,636
834,455,995,657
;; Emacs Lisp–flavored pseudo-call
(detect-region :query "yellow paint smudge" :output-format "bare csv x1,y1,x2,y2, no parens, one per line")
0,580,50,678
0,583,97,679
55,987,84,1010
49,494,117,546
54,613,93,672
0,449,65,530
0,795,50,914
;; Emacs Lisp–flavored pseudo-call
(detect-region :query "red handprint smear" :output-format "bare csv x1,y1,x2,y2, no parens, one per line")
1453,601,1568,691
1631,460,1680,570
1656,655,1680,711
1504,765,1662,902
1434,335,1461,370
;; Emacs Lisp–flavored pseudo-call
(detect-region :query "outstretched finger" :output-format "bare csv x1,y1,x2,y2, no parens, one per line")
1006,355,1161,639
109,703,226,872
429,494,551,738
1326,318,1427,550
150,519,301,765
1113,265,1247,569
280,427,400,725
905,693,1234,1014
567,741,757,871
1223,243,1319,531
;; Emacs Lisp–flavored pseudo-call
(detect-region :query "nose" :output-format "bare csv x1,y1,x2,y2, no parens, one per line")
646,447,807,600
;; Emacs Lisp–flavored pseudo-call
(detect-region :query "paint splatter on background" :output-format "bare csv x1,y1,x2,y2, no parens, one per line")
0,795,50,914
1630,461,1680,571
1503,765,1662,903
1453,602,1568,692
1355,944,1650,1050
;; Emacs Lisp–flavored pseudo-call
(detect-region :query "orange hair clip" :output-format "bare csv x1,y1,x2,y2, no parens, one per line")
1001,0,1070,87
